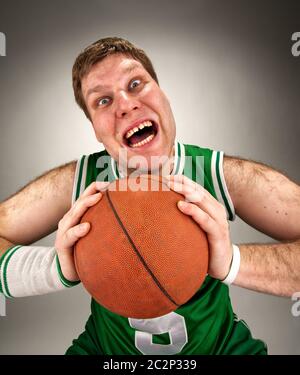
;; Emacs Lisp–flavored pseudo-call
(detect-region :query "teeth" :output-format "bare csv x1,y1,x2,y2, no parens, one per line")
125,120,153,139
131,134,155,148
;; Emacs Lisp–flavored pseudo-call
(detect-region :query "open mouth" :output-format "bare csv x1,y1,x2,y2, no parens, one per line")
124,120,158,148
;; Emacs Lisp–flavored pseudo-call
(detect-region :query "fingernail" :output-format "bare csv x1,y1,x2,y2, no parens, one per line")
186,190,202,203
178,200,187,209
91,192,101,199
96,181,110,189
79,222,89,230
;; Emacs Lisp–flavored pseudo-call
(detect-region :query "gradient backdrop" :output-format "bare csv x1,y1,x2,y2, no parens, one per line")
0,0,299,354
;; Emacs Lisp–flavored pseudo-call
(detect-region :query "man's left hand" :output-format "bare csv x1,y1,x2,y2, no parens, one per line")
165,174,233,280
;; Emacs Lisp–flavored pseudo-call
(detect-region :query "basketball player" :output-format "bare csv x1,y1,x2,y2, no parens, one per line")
0,37,299,354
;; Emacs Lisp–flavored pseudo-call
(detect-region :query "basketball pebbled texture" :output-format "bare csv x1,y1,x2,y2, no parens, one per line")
75,175,209,319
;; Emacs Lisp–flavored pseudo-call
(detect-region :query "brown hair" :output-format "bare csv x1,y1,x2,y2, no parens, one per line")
72,37,159,120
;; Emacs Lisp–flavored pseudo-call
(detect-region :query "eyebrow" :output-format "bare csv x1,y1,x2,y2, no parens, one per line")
85,64,141,99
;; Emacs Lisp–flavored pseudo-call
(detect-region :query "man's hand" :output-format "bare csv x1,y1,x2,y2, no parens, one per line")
165,174,232,280
55,181,109,282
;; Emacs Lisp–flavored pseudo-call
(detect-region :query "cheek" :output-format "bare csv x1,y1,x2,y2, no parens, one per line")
156,95,174,123
143,88,170,113
91,112,112,138
91,119,106,142
92,126,102,142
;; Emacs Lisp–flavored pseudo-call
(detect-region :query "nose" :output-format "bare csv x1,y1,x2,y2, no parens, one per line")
115,91,139,118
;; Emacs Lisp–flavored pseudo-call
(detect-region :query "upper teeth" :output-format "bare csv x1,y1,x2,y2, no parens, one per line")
125,121,152,139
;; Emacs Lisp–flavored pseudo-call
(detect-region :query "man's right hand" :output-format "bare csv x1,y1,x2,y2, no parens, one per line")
55,181,110,282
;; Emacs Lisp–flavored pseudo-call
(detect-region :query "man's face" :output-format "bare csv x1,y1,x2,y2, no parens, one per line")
82,53,176,173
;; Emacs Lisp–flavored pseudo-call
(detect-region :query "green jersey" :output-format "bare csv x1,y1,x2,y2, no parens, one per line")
67,141,267,355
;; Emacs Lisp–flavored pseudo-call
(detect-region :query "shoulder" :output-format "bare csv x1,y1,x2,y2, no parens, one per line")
222,155,280,207
223,155,300,239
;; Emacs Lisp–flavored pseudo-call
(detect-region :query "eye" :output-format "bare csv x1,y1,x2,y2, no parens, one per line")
97,97,111,106
129,79,141,90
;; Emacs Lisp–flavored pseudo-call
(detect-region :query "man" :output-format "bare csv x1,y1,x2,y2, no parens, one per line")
0,37,299,354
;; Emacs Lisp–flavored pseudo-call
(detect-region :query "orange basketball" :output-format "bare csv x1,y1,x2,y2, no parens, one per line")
74,175,209,319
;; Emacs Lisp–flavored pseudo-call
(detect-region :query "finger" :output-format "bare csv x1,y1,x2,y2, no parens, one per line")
95,180,111,191
167,175,213,199
167,180,201,201
62,222,91,249
168,180,222,222
61,223,91,248
167,176,226,220
80,181,110,198
60,193,102,232
166,175,207,199
165,174,192,185
167,175,208,196
177,201,217,236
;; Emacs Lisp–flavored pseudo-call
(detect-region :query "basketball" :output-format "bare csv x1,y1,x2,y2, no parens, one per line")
74,175,209,319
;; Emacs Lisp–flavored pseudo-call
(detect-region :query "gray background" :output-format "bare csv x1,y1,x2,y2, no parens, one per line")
0,0,299,354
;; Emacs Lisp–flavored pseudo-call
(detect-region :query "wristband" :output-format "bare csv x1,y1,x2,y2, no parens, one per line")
221,244,240,285
0,245,80,298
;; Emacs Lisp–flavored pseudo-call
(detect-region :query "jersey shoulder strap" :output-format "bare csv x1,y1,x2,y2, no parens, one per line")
182,143,235,221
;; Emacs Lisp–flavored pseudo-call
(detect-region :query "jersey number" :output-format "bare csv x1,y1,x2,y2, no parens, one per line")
129,312,187,355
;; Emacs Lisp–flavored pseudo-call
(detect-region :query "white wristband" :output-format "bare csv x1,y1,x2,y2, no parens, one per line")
221,244,240,285
0,245,80,298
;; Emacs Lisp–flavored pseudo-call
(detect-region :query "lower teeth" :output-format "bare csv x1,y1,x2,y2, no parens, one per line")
131,134,154,148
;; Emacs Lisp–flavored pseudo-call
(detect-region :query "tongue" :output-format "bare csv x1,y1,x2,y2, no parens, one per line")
128,127,153,146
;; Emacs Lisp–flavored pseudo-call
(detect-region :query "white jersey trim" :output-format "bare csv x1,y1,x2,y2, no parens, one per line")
80,155,89,199
211,151,235,221
111,156,119,180
72,158,82,205
174,141,185,175
72,155,89,204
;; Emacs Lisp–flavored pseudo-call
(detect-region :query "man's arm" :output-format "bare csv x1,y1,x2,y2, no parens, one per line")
0,161,76,255
224,156,300,296
0,160,109,297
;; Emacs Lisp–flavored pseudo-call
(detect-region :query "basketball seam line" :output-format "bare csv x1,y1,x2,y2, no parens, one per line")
106,190,180,308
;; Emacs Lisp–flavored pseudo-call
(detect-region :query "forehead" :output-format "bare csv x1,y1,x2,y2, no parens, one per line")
82,54,147,93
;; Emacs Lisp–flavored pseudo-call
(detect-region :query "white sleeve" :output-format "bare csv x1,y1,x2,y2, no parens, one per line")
0,245,79,298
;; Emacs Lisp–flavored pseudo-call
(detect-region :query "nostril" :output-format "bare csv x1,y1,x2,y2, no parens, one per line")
120,106,138,117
